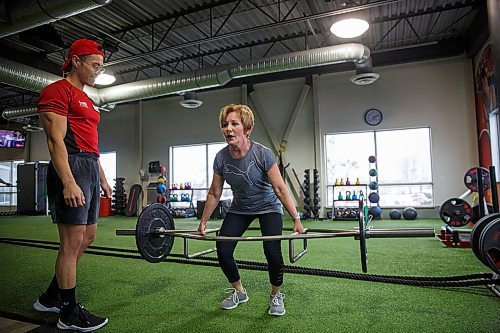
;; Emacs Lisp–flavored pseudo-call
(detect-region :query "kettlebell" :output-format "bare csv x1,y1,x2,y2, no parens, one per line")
345,191,351,201
352,191,358,200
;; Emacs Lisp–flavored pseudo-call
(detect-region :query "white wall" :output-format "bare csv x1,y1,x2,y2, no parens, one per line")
318,56,477,206
24,55,477,216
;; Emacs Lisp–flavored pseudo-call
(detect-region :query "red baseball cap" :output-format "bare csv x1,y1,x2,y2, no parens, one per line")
61,39,105,72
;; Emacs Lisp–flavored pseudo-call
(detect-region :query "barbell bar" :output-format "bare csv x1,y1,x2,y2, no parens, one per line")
116,203,436,272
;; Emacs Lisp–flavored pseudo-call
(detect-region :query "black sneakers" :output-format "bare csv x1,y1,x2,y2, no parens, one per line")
33,293,61,314
57,303,108,332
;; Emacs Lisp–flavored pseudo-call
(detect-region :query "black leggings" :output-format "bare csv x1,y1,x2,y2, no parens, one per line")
217,212,284,287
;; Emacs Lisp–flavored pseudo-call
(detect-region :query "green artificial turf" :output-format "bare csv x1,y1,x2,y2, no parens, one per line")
0,214,499,333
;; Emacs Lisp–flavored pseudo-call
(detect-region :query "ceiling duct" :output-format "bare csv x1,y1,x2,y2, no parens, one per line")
97,67,231,105
95,43,373,105
179,91,203,109
351,56,379,85
0,0,112,38
230,43,370,79
2,102,116,120
1,43,375,120
2,105,38,120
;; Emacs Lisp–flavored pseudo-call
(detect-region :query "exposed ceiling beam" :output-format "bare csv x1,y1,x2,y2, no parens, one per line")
115,30,319,76
104,0,481,68
113,0,240,34
105,0,404,66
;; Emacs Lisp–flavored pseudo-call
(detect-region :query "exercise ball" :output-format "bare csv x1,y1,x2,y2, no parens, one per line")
157,177,165,184
389,209,402,220
369,206,382,218
403,207,418,220
156,184,166,194
368,192,380,203
160,166,167,174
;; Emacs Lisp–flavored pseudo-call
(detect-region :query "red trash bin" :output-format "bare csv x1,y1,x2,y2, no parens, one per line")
99,197,112,217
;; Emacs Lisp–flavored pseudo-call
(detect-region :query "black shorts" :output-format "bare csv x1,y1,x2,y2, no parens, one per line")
47,153,100,225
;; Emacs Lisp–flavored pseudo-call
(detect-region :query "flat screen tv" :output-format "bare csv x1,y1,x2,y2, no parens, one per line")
0,129,27,148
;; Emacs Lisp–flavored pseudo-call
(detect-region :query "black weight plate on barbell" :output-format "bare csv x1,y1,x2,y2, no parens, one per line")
135,203,175,263
478,216,500,274
358,207,367,273
439,198,473,227
470,213,500,266
463,167,490,192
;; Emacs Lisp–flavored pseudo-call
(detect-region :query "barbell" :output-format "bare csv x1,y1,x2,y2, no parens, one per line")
116,203,437,273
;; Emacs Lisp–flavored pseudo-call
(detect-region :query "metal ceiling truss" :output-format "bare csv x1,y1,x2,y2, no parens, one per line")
0,0,489,114
101,0,481,74
116,29,318,77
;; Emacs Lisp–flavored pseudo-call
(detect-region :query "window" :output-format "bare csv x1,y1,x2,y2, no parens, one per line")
0,160,23,206
170,142,231,203
325,128,433,207
99,152,116,192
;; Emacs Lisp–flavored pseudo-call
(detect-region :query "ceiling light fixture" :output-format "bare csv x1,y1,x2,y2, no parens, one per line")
95,71,116,86
22,117,43,132
330,18,369,38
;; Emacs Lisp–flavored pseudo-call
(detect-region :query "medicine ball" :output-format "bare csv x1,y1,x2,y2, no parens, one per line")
403,207,418,220
369,206,382,218
369,181,378,190
389,209,402,220
369,169,377,177
368,155,377,163
156,184,166,194
368,192,380,203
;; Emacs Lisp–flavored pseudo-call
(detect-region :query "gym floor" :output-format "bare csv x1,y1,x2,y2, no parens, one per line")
0,214,499,333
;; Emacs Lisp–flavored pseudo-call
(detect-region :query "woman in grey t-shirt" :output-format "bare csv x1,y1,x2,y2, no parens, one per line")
197,104,305,316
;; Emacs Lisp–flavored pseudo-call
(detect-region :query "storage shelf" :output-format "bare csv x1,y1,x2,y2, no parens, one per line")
333,200,363,202
331,184,367,221
330,184,367,187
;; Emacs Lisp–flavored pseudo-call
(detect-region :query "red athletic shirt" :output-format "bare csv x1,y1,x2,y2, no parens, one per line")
38,79,100,157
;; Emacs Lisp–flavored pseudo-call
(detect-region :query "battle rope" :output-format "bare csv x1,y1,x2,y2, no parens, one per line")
1,237,498,288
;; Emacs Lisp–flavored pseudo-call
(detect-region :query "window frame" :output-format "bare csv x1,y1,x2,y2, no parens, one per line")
170,142,232,203
0,159,24,207
324,127,434,208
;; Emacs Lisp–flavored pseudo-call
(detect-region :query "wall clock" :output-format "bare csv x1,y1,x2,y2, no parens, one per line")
364,108,383,126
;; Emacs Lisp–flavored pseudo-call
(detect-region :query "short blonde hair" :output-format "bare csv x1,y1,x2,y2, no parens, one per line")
219,104,255,133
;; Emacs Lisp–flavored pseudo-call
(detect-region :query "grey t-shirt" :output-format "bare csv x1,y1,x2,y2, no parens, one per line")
214,141,283,215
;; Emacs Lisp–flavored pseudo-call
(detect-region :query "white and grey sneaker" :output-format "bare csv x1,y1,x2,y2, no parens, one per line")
33,293,61,314
268,291,285,316
220,288,249,310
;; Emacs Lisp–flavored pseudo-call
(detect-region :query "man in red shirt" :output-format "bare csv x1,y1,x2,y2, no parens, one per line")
35,39,112,332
